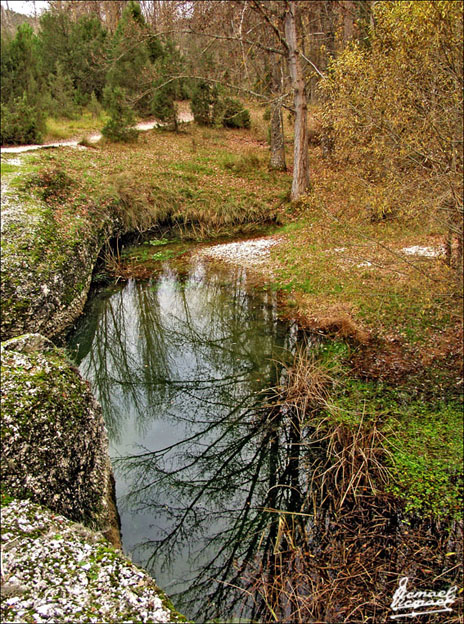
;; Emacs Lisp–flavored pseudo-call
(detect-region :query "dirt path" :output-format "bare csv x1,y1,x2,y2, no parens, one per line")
1,107,194,154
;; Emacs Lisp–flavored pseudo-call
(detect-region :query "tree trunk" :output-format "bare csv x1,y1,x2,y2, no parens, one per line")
269,55,286,171
284,1,310,200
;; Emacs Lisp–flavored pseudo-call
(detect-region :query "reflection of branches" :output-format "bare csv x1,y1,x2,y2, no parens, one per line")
69,258,305,621
118,378,315,621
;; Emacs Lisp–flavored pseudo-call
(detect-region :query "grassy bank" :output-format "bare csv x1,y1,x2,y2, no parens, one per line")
2,106,462,518
43,110,109,142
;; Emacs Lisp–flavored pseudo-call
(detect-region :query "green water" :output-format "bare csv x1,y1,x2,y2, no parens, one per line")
68,254,300,621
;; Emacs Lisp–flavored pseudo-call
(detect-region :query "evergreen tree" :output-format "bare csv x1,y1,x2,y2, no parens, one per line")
68,15,108,100
105,1,152,117
214,97,251,129
48,61,79,119
2,24,43,106
38,11,108,107
102,85,138,142
1,93,45,145
191,81,219,126
37,11,72,81
88,91,102,118
150,38,187,130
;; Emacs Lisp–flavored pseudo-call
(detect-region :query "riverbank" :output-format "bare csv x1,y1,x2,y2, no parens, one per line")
1,107,462,622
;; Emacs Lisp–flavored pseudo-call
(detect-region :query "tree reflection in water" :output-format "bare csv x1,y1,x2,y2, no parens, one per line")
69,258,309,622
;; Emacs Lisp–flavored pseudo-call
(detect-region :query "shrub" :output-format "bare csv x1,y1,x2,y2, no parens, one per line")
102,86,138,142
151,88,176,127
216,97,251,129
47,62,80,120
88,91,102,118
1,94,45,145
191,83,250,129
191,81,218,126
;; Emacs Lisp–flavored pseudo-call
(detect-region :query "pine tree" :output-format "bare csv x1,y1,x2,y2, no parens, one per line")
102,85,138,142
48,61,79,119
88,91,102,118
105,1,152,117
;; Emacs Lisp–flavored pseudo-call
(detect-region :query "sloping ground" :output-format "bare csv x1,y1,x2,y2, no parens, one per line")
1,111,461,622
0,126,284,623
1,500,182,623
0,146,201,621
0,123,285,341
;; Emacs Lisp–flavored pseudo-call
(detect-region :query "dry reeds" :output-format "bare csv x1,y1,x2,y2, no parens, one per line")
239,350,463,623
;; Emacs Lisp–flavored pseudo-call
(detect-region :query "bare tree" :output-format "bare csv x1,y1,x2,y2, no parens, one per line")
283,1,310,198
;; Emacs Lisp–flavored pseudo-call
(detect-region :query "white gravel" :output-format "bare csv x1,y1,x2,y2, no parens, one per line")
198,236,282,268
1,500,178,623
401,245,443,257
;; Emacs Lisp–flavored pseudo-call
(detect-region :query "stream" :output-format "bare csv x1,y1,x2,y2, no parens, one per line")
67,251,305,621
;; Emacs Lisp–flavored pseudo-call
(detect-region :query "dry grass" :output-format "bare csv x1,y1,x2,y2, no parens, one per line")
43,111,107,142
269,149,462,344
239,352,463,623
42,117,289,240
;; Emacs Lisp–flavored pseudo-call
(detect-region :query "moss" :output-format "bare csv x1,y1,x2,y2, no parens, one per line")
317,341,464,520
1,338,110,528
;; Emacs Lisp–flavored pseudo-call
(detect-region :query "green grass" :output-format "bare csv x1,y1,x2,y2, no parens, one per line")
384,400,462,518
30,122,290,239
314,339,463,520
44,110,109,142
1,154,41,180
1,162,20,174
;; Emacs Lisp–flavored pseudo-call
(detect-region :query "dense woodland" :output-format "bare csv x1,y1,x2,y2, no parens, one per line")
1,1,463,622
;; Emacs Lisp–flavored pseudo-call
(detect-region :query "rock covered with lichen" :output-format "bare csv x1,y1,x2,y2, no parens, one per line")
1,334,117,538
1,499,182,623
0,158,115,341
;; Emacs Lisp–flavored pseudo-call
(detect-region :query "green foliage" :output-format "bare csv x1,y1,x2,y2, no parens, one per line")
215,97,251,129
191,81,219,126
38,11,73,78
1,93,45,145
191,83,250,129
47,61,79,120
102,86,138,142
384,401,463,519
106,1,152,116
38,12,107,100
1,23,43,107
67,15,108,99
88,91,102,118
151,88,176,126
325,369,464,520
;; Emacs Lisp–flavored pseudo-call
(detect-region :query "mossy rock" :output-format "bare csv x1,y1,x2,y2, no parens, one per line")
1,499,185,623
0,172,115,341
1,335,114,531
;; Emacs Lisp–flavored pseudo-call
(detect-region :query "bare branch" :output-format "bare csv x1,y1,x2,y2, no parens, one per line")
180,28,285,56
250,0,289,52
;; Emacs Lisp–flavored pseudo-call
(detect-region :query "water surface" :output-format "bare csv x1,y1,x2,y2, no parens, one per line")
69,256,301,620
